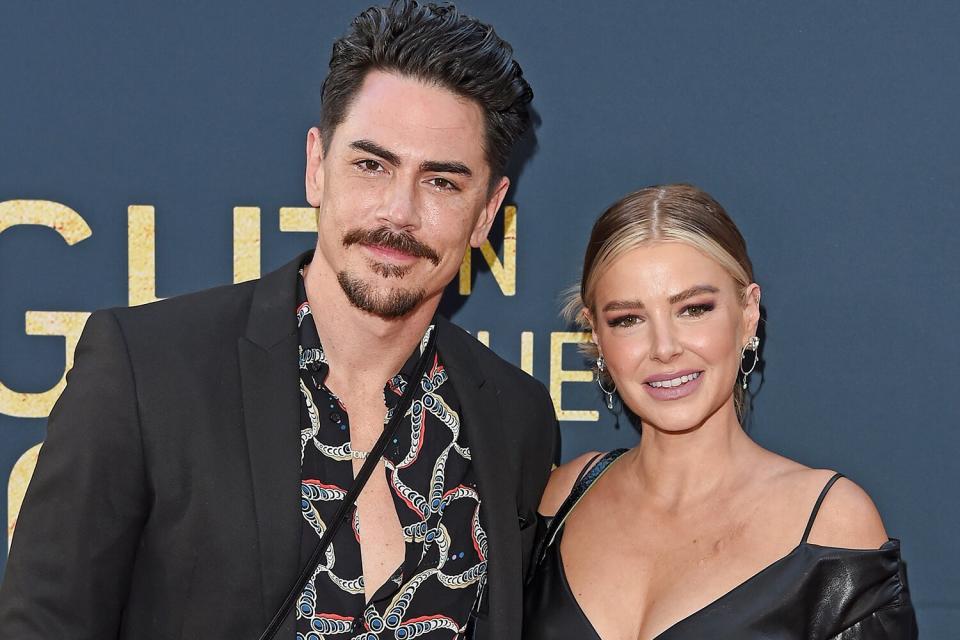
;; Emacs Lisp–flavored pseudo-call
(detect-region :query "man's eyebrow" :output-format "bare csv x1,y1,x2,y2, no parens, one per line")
601,285,720,312
420,160,472,177
349,140,473,177
350,139,401,166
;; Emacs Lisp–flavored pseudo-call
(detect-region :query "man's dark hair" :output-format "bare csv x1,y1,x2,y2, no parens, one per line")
320,0,534,181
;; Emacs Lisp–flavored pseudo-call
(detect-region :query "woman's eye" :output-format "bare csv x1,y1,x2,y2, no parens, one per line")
607,314,641,328
680,303,715,318
356,160,384,173
426,177,458,191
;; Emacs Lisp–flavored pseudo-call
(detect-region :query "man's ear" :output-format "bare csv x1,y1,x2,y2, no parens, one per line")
305,127,325,208
469,175,510,248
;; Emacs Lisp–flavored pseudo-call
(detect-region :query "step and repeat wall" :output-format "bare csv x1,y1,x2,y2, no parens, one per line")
2,0,957,633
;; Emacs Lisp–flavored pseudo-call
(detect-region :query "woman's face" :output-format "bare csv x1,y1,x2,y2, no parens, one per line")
589,242,760,433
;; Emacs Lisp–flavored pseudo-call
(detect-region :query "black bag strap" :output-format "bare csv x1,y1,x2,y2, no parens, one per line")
257,326,438,640
532,448,628,570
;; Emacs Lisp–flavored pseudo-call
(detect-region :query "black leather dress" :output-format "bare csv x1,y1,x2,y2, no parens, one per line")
523,450,918,639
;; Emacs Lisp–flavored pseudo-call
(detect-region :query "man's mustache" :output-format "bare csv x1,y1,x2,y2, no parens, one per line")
343,227,441,266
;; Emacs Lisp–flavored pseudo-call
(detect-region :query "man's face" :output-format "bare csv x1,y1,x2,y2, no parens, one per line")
305,70,508,318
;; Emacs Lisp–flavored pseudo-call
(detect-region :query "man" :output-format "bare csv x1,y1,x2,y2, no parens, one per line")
0,2,557,638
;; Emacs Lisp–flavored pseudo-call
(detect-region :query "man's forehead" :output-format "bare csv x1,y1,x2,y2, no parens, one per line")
332,71,487,164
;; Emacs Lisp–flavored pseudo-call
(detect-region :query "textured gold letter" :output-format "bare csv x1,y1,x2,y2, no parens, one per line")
279,207,318,232
128,205,162,306
0,200,91,243
520,331,534,375
0,200,92,418
233,206,261,283
549,331,598,422
459,205,516,296
8,443,41,547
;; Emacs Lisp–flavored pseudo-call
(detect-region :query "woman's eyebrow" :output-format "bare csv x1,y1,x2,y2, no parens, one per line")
601,285,719,312
669,284,719,304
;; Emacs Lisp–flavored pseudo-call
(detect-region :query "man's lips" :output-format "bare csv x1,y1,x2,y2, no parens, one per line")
343,227,441,265
363,243,418,261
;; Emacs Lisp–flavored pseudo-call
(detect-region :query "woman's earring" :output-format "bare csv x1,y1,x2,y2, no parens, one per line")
740,336,760,390
597,355,616,410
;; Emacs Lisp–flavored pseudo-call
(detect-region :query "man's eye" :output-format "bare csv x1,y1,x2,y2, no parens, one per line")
427,177,458,191
680,303,715,318
607,314,641,328
356,160,384,173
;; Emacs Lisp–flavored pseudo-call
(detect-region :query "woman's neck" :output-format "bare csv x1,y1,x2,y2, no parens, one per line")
628,401,763,512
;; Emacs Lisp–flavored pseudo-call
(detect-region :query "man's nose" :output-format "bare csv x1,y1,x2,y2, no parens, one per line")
378,177,420,230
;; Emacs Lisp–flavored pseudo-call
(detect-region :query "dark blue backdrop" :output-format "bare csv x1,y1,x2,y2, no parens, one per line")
1,1,957,634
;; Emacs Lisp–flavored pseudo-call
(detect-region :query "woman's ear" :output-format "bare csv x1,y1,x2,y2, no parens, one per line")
743,283,761,337
583,307,600,350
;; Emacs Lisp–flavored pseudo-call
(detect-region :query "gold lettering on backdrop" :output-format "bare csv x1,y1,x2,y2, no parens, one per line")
470,330,535,376
8,444,41,549
459,205,516,296
128,205,162,306
11,312,90,418
458,250,471,294
233,206,261,283
520,331,534,375
550,331,598,422
0,200,92,243
279,207,318,232
0,200,92,418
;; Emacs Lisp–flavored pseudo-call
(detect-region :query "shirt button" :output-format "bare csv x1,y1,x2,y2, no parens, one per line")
330,412,342,424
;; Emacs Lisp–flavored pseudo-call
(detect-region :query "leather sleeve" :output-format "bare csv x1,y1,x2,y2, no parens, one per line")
0,310,149,639
830,602,919,638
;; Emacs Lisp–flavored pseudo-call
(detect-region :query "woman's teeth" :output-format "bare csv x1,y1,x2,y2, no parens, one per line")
647,371,701,388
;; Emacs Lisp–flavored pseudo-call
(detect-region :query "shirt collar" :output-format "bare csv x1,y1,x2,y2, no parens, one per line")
296,263,437,409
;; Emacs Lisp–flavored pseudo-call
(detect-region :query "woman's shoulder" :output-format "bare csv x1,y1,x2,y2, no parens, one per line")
767,458,889,550
537,450,604,518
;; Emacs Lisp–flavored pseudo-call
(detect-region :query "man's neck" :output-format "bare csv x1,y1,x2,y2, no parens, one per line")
302,257,440,391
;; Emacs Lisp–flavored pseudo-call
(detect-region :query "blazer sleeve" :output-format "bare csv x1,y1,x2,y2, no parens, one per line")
0,309,148,639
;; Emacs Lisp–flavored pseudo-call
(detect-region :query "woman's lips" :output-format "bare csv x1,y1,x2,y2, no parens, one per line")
643,370,704,400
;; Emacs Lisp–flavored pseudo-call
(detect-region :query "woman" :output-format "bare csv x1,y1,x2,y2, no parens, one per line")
523,185,917,639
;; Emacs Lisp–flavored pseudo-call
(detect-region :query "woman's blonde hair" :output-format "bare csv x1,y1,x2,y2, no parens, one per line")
564,184,756,416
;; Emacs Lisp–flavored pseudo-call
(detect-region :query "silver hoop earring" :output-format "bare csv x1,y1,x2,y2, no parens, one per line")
596,355,616,410
739,336,760,390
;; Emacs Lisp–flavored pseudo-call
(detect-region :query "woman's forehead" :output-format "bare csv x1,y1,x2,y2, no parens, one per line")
594,242,734,299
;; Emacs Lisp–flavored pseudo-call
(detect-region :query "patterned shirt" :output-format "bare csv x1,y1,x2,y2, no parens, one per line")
295,272,486,640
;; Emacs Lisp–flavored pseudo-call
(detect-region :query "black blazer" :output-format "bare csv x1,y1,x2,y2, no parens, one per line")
0,252,558,640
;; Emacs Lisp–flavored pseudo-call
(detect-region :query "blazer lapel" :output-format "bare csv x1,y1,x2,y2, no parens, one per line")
238,252,310,624
438,319,521,639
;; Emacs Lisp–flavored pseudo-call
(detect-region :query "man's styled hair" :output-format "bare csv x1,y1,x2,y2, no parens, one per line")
320,0,534,180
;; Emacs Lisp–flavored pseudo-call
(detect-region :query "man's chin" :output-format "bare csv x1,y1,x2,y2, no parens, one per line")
368,259,413,279
337,270,426,319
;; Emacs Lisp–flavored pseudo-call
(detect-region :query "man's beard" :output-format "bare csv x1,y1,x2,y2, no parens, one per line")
337,270,426,318
336,226,440,318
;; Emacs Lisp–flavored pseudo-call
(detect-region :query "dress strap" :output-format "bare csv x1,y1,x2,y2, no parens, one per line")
543,449,628,550
801,472,845,543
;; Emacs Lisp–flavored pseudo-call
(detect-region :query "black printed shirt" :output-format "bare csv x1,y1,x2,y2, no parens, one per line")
295,270,486,640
